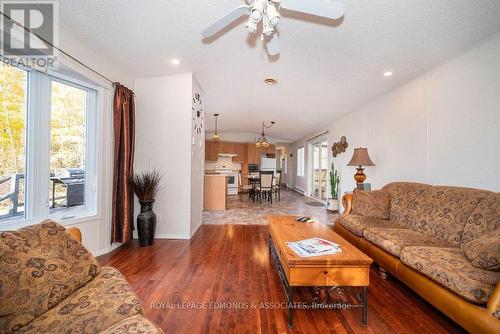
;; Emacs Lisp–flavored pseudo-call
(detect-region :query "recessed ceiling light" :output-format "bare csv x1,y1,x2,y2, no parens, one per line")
384,71,393,77
264,78,278,86
171,59,180,66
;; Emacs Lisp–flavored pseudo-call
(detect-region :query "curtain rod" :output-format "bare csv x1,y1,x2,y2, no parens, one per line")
1,11,116,86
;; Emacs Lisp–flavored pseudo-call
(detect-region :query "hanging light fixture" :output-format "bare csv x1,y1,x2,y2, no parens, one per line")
255,121,275,148
212,113,221,141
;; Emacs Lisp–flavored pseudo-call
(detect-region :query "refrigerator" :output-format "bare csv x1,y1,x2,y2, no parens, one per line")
260,158,276,173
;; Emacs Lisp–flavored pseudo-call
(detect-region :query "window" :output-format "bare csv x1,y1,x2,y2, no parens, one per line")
297,146,304,177
0,66,28,221
0,64,98,224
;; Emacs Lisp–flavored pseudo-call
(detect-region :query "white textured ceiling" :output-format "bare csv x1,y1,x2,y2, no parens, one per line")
59,0,500,141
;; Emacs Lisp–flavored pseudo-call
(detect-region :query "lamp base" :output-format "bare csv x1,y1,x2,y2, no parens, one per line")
354,166,366,191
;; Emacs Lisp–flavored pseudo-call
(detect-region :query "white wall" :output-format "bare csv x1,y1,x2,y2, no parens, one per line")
190,78,205,237
288,33,500,202
134,73,204,239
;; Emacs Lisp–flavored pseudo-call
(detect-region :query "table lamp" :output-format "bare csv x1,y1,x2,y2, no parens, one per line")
347,148,375,189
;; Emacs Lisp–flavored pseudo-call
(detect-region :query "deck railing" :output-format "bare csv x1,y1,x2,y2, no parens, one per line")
0,174,24,219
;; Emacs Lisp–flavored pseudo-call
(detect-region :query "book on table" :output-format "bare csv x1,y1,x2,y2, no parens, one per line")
286,238,341,257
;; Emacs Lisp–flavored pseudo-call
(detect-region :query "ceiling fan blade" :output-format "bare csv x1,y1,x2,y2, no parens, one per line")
281,0,345,20
266,33,280,56
201,5,250,38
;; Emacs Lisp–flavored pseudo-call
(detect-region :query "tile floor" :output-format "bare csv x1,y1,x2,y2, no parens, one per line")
202,188,340,225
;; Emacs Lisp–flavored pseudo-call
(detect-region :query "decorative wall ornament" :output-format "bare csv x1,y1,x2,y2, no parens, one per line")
331,136,348,157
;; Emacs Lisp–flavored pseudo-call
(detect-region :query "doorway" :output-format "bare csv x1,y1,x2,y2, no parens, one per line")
310,139,328,201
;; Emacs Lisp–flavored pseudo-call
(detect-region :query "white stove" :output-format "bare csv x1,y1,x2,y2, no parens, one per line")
215,168,238,195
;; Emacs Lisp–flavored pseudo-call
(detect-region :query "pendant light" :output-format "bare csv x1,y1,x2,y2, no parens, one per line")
255,121,275,148
212,113,221,141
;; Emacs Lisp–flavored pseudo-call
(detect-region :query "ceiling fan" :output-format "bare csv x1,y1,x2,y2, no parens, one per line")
201,0,346,56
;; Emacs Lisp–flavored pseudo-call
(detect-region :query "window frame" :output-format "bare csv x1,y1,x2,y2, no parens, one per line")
297,146,305,177
0,65,100,227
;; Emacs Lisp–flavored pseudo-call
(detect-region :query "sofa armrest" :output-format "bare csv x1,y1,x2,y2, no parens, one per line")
66,227,82,243
487,281,500,319
342,193,353,214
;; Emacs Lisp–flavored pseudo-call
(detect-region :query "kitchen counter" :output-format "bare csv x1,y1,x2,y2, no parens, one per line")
204,174,227,211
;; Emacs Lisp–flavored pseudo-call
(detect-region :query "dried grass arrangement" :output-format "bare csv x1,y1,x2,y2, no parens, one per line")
129,169,162,202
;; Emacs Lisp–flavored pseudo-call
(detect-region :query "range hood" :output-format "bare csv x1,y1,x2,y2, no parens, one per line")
218,153,237,158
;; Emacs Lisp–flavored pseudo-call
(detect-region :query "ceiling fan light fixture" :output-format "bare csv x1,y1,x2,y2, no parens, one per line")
246,16,257,33
262,15,274,36
251,0,265,22
266,3,280,27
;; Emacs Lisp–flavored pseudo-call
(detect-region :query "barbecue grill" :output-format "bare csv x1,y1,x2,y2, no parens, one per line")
51,168,85,208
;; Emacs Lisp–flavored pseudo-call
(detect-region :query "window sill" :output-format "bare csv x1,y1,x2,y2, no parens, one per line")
0,212,100,231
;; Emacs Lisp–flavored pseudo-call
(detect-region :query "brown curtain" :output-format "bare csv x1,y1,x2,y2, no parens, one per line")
111,83,135,243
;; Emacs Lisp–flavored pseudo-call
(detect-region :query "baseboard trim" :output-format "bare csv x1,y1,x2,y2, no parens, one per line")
292,187,305,195
133,230,190,240
190,222,202,238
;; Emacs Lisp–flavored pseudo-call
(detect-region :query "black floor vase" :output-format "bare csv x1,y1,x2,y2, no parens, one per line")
137,200,157,247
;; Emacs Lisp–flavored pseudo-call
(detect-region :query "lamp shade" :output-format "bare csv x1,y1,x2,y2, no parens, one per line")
347,148,375,167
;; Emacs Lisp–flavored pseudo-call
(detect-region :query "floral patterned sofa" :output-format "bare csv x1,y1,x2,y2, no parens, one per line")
0,220,163,334
334,182,500,334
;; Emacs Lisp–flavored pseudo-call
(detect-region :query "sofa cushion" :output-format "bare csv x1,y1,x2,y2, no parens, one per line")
352,190,391,220
336,214,399,237
0,220,100,333
382,183,492,245
407,186,490,246
363,227,451,257
16,266,143,334
100,315,164,334
463,229,500,271
400,246,500,304
382,182,429,227
462,193,500,245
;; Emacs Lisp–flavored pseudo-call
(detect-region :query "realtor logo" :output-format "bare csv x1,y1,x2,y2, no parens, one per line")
1,0,58,67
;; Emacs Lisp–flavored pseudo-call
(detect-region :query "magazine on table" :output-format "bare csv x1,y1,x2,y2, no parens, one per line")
286,238,341,257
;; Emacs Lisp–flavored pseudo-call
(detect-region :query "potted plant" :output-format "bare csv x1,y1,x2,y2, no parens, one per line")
327,162,340,212
129,169,161,247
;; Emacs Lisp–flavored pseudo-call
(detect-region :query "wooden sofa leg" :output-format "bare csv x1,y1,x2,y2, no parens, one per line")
379,267,388,280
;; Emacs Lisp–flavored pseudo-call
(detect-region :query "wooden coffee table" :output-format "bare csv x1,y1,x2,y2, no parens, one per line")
268,215,373,327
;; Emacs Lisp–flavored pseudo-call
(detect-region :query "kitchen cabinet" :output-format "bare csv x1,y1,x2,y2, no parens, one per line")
246,143,276,163
205,141,219,161
246,144,260,164
204,175,227,210
206,141,274,163
266,144,276,156
232,143,246,163
218,142,231,154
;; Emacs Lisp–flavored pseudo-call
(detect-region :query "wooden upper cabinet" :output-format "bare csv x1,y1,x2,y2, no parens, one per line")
267,144,276,155
247,143,260,164
205,141,273,163
206,141,247,162
232,144,246,163
205,141,219,161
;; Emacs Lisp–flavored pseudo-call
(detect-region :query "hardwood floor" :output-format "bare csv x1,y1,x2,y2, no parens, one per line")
98,225,465,334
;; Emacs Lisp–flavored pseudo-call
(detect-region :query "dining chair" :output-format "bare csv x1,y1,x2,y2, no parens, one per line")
273,170,281,201
238,171,253,201
257,171,274,204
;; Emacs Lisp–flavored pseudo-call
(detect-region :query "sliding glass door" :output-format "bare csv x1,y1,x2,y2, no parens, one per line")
311,139,328,201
